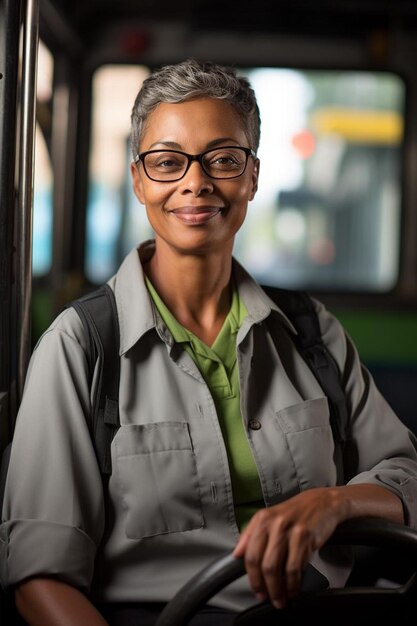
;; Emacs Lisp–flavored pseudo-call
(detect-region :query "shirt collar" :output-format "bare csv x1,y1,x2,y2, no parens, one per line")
144,274,190,345
232,259,298,334
108,240,297,356
108,240,158,355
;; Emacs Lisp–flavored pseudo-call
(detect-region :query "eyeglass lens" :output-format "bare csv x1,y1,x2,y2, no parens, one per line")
143,147,249,181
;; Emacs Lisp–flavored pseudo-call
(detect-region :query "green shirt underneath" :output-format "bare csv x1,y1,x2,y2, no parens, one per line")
145,276,264,530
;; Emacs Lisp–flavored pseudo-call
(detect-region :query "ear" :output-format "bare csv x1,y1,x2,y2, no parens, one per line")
131,161,146,205
248,158,260,201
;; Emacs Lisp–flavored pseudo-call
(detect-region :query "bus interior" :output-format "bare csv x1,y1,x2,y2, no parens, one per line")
2,0,417,620
5,0,417,436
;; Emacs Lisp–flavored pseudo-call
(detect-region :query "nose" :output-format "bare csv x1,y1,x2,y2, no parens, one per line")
178,160,214,196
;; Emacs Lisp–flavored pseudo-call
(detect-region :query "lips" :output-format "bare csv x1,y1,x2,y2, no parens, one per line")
168,206,223,225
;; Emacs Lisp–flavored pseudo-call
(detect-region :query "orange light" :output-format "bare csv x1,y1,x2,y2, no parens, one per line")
291,130,316,159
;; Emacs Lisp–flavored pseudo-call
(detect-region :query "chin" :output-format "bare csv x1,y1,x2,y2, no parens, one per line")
159,232,235,257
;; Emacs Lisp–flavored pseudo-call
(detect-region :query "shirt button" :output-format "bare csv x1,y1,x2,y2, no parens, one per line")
248,419,262,430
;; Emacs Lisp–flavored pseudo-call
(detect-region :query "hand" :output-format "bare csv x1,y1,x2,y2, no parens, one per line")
233,487,346,609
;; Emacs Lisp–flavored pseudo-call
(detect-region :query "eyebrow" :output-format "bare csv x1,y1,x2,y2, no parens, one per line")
146,137,242,151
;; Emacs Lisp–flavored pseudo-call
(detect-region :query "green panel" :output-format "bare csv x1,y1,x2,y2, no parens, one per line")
30,295,417,364
31,289,54,347
334,310,417,364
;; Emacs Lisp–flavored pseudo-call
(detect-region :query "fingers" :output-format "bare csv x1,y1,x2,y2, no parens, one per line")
237,510,314,609
242,517,271,603
256,519,308,608
284,524,312,600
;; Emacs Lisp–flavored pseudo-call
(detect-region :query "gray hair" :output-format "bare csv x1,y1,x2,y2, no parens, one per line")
130,59,261,157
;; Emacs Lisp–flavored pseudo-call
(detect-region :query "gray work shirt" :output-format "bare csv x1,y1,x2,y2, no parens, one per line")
2,241,417,611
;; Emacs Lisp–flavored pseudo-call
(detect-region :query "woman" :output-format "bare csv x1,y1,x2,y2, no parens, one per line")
1,59,417,626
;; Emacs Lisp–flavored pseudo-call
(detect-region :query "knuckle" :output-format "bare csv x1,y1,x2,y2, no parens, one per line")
256,508,272,525
285,566,300,582
292,523,312,542
245,553,262,569
262,559,278,578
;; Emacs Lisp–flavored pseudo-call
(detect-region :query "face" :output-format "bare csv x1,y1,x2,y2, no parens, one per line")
131,97,259,256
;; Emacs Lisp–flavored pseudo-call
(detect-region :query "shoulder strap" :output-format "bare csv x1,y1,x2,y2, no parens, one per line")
263,286,348,451
0,441,12,515
69,284,120,475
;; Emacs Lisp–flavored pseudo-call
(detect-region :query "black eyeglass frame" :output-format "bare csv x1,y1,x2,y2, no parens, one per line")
134,146,256,182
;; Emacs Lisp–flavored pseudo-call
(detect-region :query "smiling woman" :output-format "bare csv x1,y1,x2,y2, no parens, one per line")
131,98,258,260
2,59,417,626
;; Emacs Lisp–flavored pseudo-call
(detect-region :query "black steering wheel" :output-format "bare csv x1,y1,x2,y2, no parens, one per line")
155,518,417,626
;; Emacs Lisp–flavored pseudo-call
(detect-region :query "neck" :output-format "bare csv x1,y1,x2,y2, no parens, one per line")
143,239,234,345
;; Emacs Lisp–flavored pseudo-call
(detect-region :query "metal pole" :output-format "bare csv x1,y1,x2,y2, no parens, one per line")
0,0,21,445
17,0,39,402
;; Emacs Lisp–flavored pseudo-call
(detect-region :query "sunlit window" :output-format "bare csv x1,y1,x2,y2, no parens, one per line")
33,40,53,276
235,69,404,292
86,65,404,292
86,65,151,283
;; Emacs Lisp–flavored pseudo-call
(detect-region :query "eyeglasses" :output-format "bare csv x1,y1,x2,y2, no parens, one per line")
134,146,255,182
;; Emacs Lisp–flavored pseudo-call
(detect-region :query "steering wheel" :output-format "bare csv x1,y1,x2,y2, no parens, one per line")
155,518,417,626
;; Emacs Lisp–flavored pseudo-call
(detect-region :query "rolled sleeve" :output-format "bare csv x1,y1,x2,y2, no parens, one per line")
0,308,105,591
344,374,417,526
314,298,417,528
348,468,417,528
0,520,97,590
397,476,417,526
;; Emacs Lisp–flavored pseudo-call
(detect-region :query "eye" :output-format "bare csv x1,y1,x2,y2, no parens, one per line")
145,152,186,172
154,156,183,169
214,156,238,166
211,154,239,166
205,149,245,171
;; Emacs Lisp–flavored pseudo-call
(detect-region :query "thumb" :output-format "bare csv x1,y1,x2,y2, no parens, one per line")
232,529,250,558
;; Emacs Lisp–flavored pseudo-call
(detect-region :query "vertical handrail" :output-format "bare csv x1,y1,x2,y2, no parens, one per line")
16,0,39,403
0,0,21,445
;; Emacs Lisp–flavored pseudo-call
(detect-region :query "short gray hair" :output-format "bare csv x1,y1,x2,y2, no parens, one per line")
130,59,261,157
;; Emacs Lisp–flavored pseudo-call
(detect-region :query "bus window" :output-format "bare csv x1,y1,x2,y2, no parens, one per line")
86,65,151,283
85,66,405,293
33,40,53,277
234,69,405,293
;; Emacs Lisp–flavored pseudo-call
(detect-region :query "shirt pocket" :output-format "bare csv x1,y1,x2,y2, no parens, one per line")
113,422,204,540
275,397,337,489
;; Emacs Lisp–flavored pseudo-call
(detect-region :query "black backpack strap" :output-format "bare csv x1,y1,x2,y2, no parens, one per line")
263,286,348,453
0,441,12,515
69,284,120,475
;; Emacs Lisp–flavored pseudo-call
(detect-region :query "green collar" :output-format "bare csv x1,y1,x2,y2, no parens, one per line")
144,274,247,368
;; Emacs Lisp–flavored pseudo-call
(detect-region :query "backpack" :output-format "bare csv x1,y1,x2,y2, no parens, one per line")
70,283,348,477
